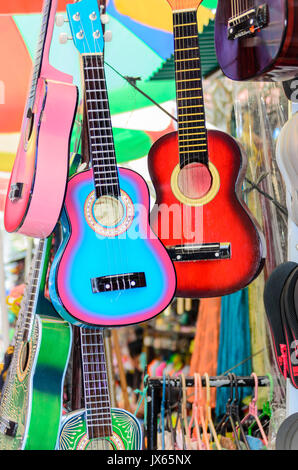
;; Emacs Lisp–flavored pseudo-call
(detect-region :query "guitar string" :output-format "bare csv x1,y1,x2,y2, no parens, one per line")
78,15,120,302
174,11,186,253
79,21,114,304
177,2,194,252
13,0,52,190
175,9,206,253
0,239,45,419
90,18,120,293
91,20,133,296
185,8,203,253
91,20,128,299
81,328,112,447
95,46,135,295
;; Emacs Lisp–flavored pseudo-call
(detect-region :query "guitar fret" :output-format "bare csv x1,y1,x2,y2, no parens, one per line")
86,423,112,427
87,99,109,102
177,78,201,83
179,119,205,124
83,362,106,366
85,399,110,404
92,145,114,149
176,57,200,62
89,118,111,122
174,35,197,40
90,128,113,132
179,143,207,148
91,142,113,146
178,112,204,117
178,104,203,109
175,47,198,52
84,379,108,383
179,126,205,131
179,137,206,142
177,95,202,101
177,87,202,92
92,176,118,181
93,163,117,168
179,149,207,154
173,22,197,27
176,68,201,73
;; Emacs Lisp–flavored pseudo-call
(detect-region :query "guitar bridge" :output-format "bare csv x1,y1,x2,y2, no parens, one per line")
168,243,231,262
9,183,24,202
91,272,147,293
227,4,268,40
0,416,18,437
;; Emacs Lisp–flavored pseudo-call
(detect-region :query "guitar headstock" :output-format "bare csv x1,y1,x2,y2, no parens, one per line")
66,0,105,54
166,0,202,10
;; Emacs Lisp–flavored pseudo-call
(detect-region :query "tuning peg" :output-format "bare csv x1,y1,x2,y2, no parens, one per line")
59,33,72,44
100,14,109,24
104,31,112,42
55,14,68,27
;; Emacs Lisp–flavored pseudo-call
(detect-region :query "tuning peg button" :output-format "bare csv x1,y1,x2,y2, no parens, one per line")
55,14,65,27
104,31,112,42
101,14,110,24
59,33,72,44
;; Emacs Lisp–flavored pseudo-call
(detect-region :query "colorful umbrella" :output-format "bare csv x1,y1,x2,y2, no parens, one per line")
0,0,217,185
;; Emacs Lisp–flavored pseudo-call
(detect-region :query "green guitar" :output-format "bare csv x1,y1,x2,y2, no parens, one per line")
0,238,72,450
58,328,142,450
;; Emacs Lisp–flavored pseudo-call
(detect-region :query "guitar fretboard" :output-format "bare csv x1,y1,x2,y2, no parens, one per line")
83,54,120,199
22,239,45,342
80,328,112,439
27,0,52,111
173,9,208,168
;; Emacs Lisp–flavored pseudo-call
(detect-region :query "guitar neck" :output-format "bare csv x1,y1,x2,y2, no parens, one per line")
27,0,55,111
82,54,120,199
173,8,208,167
80,328,113,440
21,239,46,342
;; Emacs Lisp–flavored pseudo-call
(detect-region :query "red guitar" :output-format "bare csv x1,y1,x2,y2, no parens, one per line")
148,0,265,298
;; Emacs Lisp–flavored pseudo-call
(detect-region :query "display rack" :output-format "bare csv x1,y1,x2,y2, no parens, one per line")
145,375,270,450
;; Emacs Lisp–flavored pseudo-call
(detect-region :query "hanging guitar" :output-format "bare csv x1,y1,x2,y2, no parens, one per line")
215,0,298,81
49,0,176,327
148,0,265,298
0,238,72,450
58,328,142,450
4,0,78,238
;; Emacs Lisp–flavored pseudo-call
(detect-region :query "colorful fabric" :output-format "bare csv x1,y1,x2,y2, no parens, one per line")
189,298,221,408
215,289,252,418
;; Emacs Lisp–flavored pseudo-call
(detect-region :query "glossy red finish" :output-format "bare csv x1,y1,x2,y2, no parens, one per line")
148,130,265,298
215,0,298,81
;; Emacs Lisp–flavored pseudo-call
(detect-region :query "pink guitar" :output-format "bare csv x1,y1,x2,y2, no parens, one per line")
4,0,78,238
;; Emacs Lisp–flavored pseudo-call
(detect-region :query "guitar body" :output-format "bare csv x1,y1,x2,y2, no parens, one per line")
4,78,78,238
148,130,265,298
4,0,78,238
58,408,142,450
0,315,71,450
49,168,176,327
215,0,298,81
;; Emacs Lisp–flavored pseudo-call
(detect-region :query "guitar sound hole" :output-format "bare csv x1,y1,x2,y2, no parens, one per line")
93,196,124,228
177,162,212,199
20,342,30,374
87,439,114,450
